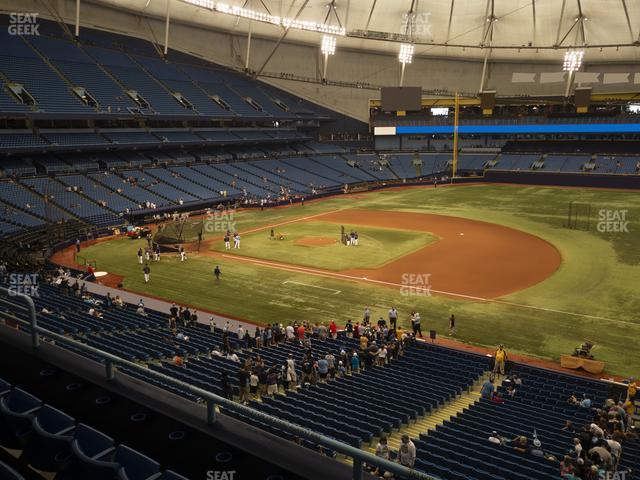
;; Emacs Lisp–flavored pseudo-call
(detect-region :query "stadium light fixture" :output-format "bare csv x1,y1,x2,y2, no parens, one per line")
183,0,215,9
181,1,346,35
398,43,414,87
563,49,584,72
321,35,336,83
398,43,414,64
321,35,337,56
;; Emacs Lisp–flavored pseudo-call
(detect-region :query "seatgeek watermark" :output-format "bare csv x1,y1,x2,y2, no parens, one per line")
8,273,40,297
205,471,236,480
600,472,627,480
8,13,40,36
400,273,432,297
204,210,237,233
596,209,630,233
400,12,432,39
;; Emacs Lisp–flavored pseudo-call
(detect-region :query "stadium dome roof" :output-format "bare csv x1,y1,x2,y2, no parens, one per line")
96,0,640,62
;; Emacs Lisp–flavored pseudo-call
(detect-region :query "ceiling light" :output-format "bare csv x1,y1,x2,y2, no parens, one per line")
321,35,336,55
182,0,215,9
563,50,584,72
399,43,414,64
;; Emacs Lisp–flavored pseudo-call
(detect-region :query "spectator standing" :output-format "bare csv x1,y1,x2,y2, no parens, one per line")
411,312,423,338
481,377,495,399
627,377,637,402
397,434,416,468
238,366,250,405
286,354,297,390
388,307,398,330
351,352,360,373
329,320,337,339
493,345,507,375
221,372,233,400
317,357,329,383
345,320,354,338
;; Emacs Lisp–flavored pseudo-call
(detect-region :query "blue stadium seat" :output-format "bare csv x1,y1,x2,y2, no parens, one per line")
0,460,25,480
0,376,10,397
70,423,116,477
114,444,162,480
159,470,190,480
24,404,76,471
0,387,42,449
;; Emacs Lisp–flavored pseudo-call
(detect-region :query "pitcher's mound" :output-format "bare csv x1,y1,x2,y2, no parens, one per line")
294,236,337,247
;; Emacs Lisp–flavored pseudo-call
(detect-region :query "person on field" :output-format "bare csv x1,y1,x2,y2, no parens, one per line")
233,233,241,249
137,247,143,264
214,265,221,280
224,232,231,250
143,264,150,283
179,245,187,261
493,345,507,375
449,314,456,335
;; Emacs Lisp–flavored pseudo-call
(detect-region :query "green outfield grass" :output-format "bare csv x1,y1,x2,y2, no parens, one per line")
81,185,640,376
210,220,437,271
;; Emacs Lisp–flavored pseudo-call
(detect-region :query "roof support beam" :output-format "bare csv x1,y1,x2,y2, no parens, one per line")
244,0,252,70
620,0,635,43
254,0,310,78
478,47,491,93
531,0,536,44
163,0,171,55
576,0,586,45
364,0,377,34
344,0,351,30
557,17,579,47
323,0,342,29
74,0,80,37
480,0,493,47
554,0,567,47
445,0,455,44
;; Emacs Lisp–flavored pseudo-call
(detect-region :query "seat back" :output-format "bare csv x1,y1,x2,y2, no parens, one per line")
115,444,161,480
73,423,114,458
35,405,75,435
160,470,189,480
1,388,42,415
0,377,10,397
0,460,25,480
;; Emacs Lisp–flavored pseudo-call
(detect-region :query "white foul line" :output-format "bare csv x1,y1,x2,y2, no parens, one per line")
220,254,638,327
283,280,341,295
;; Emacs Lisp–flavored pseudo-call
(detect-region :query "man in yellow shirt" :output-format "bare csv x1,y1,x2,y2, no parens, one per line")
493,345,507,375
628,377,637,402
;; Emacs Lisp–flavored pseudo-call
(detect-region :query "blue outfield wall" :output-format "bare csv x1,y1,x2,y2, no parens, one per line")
395,123,640,135
485,170,640,189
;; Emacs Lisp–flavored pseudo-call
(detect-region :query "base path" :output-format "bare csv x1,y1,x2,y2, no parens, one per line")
318,209,561,299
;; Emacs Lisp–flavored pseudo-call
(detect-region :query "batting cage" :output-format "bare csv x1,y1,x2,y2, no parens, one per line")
565,201,592,231
154,219,205,250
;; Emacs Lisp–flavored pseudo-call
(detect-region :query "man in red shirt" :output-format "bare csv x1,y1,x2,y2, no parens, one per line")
297,324,305,341
329,320,337,339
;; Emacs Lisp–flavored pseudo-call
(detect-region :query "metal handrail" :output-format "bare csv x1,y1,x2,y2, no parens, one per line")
0,286,437,480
